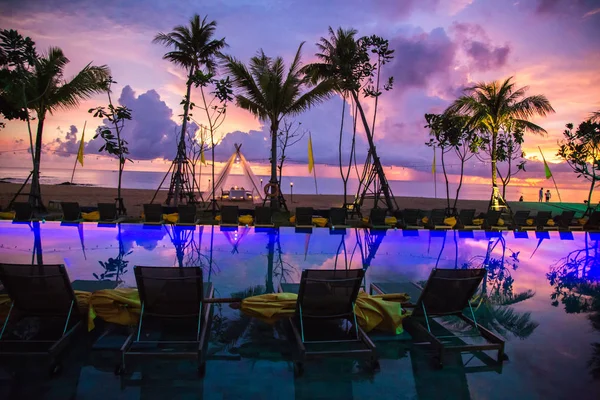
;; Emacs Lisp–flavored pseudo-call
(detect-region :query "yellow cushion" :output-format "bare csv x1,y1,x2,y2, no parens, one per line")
526,218,534,226
312,217,328,227
421,216,429,224
578,217,588,225
497,218,504,226
472,218,484,226
0,211,16,220
443,216,457,227
361,217,369,225
547,219,555,226
385,216,398,226
82,211,100,221
289,215,296,224
216,215,222,221
239,215,253,225
163,213,179,223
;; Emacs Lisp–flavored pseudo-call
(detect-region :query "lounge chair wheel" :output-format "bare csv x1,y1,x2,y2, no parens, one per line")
293,362,304,378
114,364,125,376
197,363,206,377
50,362,62,376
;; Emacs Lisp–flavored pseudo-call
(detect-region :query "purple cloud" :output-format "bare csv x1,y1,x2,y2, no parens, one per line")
45,125,79,156
451,22,511,72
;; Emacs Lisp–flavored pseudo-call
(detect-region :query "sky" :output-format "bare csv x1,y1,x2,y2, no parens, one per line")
1,0,599,189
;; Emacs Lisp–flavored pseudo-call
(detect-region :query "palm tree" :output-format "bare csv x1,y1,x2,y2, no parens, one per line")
591,109,600,123
446,77,554,189
153,14,227,204
25,47,109,209
222,43,333,208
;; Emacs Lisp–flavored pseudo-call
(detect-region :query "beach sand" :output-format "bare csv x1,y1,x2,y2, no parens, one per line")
0,183,588,220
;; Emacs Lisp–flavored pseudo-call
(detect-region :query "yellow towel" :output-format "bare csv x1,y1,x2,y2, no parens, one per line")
526,218,534,226
443,216,457,227
547,219,555,226
578,217,588,225
87,288,141,331
82,211,100,221
312,217,328,227
497,218,504,226
0,211,16,220
163,213,178,223
361,217,369,225
289,215,296,224
216,215,222,222
239,215,253,225
421,216,429,224
472,218,484,226
385,216,398,226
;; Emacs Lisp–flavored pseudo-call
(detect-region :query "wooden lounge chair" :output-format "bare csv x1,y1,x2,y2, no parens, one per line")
368,208,388,230
143,204,164,225
554,210,583,231
329,207,348,228
116,266,214,376
255,206,274,228
0,263,83,375
456,209,479,230
176,204,198,226
584,211,600,231
61,201,82,223
295,207,314,228
511,210,531,230
13,202,34,222
98,203,123,223
426,209,452,230
483,210,507,231
280,269,378,377
401,209,423,229
371,268,506,369
522,211,557,231
220,205,239,227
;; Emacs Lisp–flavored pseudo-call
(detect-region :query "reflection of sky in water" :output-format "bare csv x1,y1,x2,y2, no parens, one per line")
1,221,599,398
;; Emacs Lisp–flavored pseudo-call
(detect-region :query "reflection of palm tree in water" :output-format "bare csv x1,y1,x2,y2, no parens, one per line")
547,232,600,379
94,224,131,282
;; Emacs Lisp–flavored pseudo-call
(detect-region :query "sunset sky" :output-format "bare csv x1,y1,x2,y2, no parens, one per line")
1,0,599,185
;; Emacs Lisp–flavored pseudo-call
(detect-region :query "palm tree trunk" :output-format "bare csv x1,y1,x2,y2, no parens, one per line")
29,113,45,210
338,98,347,207
174,67,195,205
491,130,498,187
441,148,450,211
266,231,276,293
453,153,466,213
270,119,280,209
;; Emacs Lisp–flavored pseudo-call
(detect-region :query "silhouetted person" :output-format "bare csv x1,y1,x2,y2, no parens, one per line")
519,195,524,202
539,188,544,202
546,190,551,202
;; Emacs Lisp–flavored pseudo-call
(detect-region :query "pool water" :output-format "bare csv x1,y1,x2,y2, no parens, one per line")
0,221,599,399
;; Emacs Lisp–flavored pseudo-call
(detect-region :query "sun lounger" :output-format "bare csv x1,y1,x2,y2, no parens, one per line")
0,263,83,375
584,211,600,231
116,266,214,376
143,204,164,225
295,207,314,228
280,269,378,377
368,208,388,230
554,210,583,231
457,209,479,230
98,203,123,224
220,205,239,227
61,201,82,223
176,204,198,226
522,211,557,231
483,210,507,230
426,209,452,230
12,202,34,222
511,210,530,230
371,268,506,368
329,207,348,228
255,206,274,228
401,209,423,229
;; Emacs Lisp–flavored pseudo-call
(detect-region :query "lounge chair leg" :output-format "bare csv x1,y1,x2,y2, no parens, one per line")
294,361,304,378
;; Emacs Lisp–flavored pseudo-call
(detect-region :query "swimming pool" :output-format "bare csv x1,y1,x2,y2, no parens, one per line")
1,221,599,399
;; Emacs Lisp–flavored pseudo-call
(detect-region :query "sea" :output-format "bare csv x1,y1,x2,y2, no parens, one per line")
0,166,595,204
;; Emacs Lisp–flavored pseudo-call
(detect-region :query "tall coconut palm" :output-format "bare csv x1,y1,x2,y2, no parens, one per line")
222,43,333,209
25,47,109,209
153,14,227,204
446,77,554,189
591,109,600,123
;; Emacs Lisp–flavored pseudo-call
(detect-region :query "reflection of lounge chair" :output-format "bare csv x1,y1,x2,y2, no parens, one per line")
511,210,530,230
554,210,583,231
98,203,123,223
368,208,388,230
584,211,600,231
220,205,239,227
401,209,422,229
483,210,507,230
13,202,34,222
295,207,314,228
371,268,506,368
117,266,214,376
329,207,348,228
0,263,82,374
426,209,452,230
280,269,377,377
61,201,82,222
143,204,163,225
176,204,198,226
457,209,479,230
255,206,274,227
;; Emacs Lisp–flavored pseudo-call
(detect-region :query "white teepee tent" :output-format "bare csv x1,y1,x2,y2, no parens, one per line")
203,144,264,203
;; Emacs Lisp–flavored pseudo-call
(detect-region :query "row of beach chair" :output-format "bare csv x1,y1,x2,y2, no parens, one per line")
0,263,506,377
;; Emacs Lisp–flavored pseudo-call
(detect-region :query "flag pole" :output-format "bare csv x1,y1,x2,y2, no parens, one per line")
310,132,319,195
70,121,87,184
539,146,562,202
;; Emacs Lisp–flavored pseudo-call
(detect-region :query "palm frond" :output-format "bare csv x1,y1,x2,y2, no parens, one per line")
492,306,539,339
48,64,110,114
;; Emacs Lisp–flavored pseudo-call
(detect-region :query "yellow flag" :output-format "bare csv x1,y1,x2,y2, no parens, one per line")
432,148,436,174
200,142,206,165
77,122,86,167
308,134,315,173
539,146,552,179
